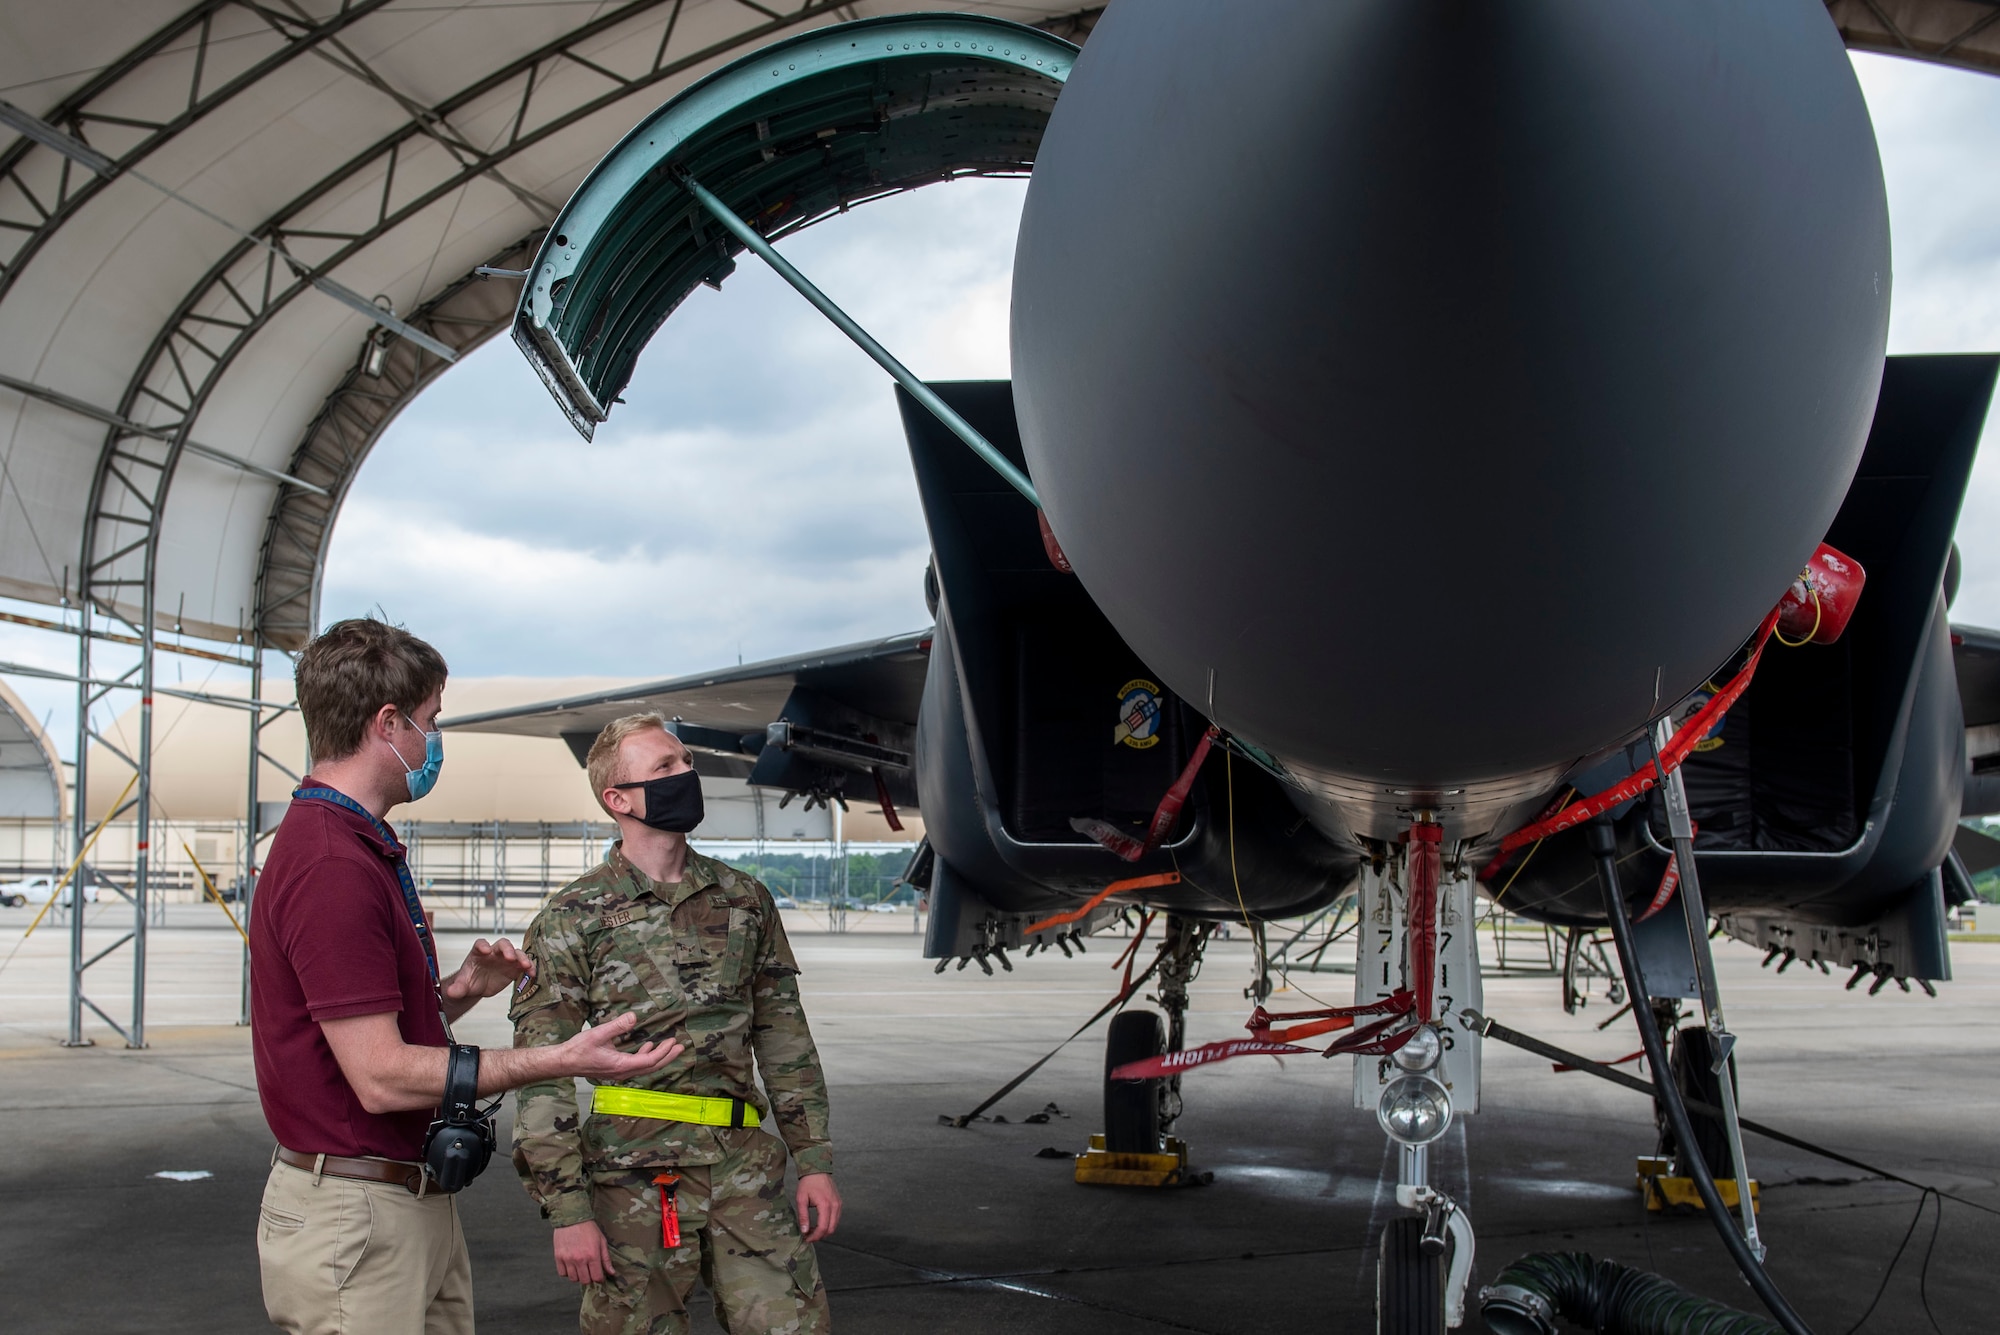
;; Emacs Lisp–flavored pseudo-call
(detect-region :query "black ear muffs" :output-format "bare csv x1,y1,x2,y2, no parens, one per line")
422,1044,496,1192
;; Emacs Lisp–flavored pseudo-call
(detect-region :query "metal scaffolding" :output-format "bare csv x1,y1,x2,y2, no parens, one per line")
0,612,297,1049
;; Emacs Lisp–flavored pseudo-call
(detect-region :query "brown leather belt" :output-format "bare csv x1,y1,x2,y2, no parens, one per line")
274,1145,453,1196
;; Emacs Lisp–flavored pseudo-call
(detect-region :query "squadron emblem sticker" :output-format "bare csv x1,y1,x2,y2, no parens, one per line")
1113,678,1164,749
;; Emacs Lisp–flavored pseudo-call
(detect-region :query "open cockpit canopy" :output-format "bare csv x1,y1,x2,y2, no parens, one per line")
513,14,1076,437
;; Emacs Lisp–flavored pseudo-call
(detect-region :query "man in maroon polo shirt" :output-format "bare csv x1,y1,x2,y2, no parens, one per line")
252,619,683,1335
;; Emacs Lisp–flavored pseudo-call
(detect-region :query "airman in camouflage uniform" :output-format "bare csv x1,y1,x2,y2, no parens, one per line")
512,816,834,1332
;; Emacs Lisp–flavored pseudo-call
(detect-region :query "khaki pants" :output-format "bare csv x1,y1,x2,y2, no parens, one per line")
258,1157,473,1335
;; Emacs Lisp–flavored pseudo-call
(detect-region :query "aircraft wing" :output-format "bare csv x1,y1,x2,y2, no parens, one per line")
1954,623,2000,727
1957,623,2000,819
439,631,932,810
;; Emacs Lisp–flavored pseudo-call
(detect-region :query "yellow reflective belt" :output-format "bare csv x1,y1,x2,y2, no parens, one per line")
590,1085,759,1128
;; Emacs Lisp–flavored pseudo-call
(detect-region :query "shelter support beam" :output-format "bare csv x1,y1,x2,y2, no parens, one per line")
0,659,292,712
65,603,91,1047
0,100,457,362
0,609,257,668
129,553,155,1048
0,372,329,494
240,651,261,1027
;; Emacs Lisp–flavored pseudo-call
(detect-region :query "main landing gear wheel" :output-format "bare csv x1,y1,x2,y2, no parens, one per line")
1104,1008,1164,1152
1377,1215,1450,1334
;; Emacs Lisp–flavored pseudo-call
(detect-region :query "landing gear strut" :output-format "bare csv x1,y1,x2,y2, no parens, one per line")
1153,915,1206,1141
1652,1002,1737,1181
1097,916,1208,1157
1077,916,1210,1186
1362,817,1482,1332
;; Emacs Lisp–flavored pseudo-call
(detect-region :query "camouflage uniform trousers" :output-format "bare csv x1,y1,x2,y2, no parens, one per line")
582,1128,829,1335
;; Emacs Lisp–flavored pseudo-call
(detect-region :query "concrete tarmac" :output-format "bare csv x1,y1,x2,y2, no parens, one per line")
0,911,1993,1334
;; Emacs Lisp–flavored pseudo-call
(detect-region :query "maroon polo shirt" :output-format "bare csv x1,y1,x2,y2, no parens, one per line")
250,781,447,1160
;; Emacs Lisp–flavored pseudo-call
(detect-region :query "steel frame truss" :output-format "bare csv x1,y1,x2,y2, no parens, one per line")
253,229,545,648
0,0,398,303
85,0,853,643
66,597,151,1048
1825,0,2000,75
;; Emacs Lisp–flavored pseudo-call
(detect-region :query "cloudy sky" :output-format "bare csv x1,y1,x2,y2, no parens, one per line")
4,49,2000,758
316,173,1022,679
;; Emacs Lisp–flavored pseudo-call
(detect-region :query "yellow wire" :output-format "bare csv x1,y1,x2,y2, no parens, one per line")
1226,749,1273,994
1773,585,1823,649
1226,750,1252,931
1490,788,1574,907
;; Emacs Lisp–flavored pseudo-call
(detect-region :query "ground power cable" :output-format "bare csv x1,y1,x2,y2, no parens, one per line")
1838,1187,1945,1335
1475,1011,1983,1332
1589,815,1814,1335
1464,1015,2000,1220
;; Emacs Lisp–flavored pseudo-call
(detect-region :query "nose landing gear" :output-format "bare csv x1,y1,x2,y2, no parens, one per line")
1363,819,1484,1331
1380,1141,1477,1332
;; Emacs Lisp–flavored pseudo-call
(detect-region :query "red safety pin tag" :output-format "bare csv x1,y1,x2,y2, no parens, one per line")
652,1172,682,1249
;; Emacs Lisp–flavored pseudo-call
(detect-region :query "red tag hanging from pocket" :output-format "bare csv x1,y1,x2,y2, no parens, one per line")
652,1172,682,1249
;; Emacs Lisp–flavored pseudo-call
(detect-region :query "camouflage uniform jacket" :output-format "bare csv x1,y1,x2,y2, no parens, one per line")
510,845,832,1228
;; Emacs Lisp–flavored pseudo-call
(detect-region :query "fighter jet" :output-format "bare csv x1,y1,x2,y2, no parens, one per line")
447,6,2000,1330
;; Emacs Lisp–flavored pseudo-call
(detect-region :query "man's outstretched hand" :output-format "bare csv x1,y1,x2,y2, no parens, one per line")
443,937,532,1007
554,1220,614,1285
796,1172,842,1242
559,1012,684,1081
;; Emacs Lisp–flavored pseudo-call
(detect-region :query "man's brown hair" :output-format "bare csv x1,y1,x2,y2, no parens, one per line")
585,713,688,816
295,618,448,763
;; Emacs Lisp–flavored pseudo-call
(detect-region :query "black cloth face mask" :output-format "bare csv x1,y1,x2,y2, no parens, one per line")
613,768,704,832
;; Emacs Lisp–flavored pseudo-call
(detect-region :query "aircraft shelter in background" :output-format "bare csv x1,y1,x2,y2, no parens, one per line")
0,0,1996,1049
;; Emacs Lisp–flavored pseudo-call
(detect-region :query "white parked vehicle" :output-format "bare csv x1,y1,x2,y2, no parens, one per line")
0,876,97,908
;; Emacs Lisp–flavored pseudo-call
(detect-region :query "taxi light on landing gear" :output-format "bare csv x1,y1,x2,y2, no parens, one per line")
1378,1074,1451,1146
1390,1024,1443,1073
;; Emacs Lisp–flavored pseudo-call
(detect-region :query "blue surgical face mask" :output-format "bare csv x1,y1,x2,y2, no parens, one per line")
389,714,444,800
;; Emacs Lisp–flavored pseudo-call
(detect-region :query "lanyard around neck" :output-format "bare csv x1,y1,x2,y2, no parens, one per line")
294,785,454,1039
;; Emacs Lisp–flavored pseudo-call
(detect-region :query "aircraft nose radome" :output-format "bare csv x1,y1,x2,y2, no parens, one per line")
1010,0,1890,787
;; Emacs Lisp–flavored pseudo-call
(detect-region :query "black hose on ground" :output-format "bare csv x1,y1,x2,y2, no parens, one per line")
1480,1252,1779,1335
1586,817,1814,1335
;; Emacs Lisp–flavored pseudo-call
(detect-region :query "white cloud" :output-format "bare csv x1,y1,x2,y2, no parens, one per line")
321,177,1030,679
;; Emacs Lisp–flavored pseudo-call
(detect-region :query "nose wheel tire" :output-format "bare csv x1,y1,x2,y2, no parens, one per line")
1377,1215,1450,1334
1103,1008,1165,1152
